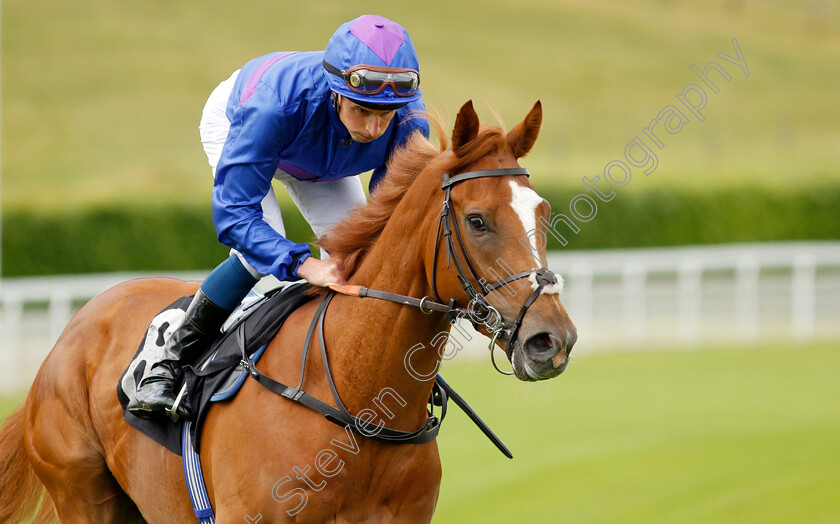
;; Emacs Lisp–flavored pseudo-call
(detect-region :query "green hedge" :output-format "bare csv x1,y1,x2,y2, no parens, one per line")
542,183,840,251
2,184,838,277
549,185,840,249
1,204,315,277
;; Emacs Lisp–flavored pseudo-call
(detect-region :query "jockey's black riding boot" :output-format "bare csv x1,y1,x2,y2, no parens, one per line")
127,289,231,421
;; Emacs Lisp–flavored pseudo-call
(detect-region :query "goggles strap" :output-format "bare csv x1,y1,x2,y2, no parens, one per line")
322,60,345,80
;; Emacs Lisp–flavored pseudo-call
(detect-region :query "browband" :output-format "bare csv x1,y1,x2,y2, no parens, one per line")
441,168,529,189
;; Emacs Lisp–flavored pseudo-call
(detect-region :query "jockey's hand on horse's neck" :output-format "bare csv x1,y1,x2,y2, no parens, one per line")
297,257,347,287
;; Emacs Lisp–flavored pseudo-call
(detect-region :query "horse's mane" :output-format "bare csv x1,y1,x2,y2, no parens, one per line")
317,113,509,278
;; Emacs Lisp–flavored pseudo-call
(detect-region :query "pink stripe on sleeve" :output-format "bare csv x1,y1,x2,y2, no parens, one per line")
240,52,298,104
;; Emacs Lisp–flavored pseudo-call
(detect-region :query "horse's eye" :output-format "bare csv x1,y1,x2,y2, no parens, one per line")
468,215,487,231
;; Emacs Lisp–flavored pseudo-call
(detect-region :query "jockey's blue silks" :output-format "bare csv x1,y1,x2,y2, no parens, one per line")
211,15,428,283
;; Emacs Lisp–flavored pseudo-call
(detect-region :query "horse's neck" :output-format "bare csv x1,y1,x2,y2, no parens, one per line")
327,199,446,429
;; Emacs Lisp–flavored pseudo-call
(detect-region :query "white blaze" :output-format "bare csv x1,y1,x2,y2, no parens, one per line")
508,180,544,268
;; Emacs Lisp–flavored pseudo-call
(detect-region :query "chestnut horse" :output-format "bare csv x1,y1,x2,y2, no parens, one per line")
0,100,576,523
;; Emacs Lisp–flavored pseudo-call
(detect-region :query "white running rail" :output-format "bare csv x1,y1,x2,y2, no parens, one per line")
1,242,839,394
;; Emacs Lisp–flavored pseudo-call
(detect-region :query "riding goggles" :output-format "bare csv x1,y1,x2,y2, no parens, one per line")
323,61,420,97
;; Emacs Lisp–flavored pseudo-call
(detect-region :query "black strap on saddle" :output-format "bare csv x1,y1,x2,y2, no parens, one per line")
237,292,446,445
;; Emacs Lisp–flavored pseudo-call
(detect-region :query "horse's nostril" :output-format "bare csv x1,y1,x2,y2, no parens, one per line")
523,332,559,361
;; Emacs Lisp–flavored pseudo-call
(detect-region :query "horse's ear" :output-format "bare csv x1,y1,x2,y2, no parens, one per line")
506,100,542,158
451,100,480,156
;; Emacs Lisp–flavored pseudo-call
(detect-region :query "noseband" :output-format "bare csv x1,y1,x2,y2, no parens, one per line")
429,167,560,374
237,166,559,457
331,166,559,374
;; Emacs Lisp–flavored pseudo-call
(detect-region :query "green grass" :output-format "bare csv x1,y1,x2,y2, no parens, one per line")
432,343,840,523
2,343,838,522
3,0,839,211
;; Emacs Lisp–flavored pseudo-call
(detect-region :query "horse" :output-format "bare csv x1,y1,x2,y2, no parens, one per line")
0,100,576,523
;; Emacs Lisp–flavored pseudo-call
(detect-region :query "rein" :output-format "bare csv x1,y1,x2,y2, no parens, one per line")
238,166,555,456
334,167,561,374
238,293,445,445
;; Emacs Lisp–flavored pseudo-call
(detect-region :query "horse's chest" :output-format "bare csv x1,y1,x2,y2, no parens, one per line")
255,443,441,522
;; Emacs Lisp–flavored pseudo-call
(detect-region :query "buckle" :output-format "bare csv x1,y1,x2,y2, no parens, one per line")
240,359,259,378
419,296,434,315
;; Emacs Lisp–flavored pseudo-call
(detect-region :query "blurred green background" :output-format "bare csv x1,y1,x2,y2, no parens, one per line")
2,0,839,275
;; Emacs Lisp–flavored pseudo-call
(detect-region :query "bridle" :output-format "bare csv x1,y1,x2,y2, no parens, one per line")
335,166,561,374
237,165,560,455
432,167,560,373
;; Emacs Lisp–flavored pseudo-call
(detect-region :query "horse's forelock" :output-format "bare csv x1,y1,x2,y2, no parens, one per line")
443,125,508,174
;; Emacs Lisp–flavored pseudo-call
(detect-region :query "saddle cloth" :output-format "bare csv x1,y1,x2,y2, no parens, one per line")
117,282,315,454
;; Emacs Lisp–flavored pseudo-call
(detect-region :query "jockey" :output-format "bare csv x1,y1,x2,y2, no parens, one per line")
128,14,429,420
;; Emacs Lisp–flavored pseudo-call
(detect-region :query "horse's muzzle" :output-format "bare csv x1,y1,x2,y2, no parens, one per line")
513,327,576,381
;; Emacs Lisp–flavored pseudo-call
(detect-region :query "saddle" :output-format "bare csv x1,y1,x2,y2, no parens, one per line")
117,282,314,454
118,281,510,460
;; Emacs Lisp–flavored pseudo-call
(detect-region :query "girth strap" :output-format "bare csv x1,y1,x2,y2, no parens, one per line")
245,362,442,443
238,292,444,445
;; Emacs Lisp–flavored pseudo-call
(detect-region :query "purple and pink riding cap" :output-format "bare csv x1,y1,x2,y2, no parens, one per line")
322,15,422,109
